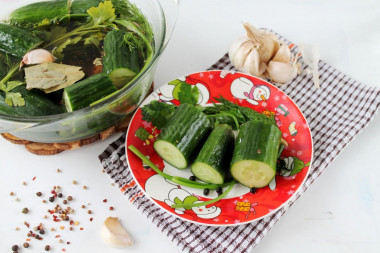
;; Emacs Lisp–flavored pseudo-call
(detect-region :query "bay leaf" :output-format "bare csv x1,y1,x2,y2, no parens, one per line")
24,62,85,93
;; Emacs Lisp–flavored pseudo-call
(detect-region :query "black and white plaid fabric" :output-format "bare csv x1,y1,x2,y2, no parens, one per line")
99,32,380,253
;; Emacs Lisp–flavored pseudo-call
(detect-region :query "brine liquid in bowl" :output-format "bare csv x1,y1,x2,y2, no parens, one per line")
0,0,179,143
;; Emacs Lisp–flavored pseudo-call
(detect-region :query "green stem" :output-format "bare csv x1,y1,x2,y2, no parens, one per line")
0,64,19,89
127,145,232,190
43,24,109,48
171,181,236,209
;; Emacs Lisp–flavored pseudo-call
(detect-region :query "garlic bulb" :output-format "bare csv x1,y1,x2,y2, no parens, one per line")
101,217,133,248
244,23,280,64
21,49,54,67
229,22,279,77
229,22,302,85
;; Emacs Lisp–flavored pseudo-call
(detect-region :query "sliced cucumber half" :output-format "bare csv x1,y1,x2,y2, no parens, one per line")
230,160,276,188
191,162,224,184
154,140,187,169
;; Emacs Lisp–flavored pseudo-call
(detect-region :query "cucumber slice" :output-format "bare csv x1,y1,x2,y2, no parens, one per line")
191,124,234,184
230,120,282,188
153,103,212,169
191,162,224,185
230,160,275,188
154,140,187,169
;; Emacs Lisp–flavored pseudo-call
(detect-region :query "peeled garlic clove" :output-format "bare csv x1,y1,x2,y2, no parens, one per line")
272,43,291,63
21,49,54,67
267,61,298,84
101,217,133,248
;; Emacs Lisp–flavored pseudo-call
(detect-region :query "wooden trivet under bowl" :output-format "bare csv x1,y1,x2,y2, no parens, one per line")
1,115,132,155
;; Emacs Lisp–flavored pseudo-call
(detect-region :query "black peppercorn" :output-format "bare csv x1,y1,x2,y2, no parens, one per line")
49,196,55,202
216,187,223,196
12,245,18,251
44,245,50,251
189,175,196,181
203,188,210,196
250,187,257,194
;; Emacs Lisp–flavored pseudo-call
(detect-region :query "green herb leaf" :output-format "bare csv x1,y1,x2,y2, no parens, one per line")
54,36,82,60
5,92,25,106
46,26,68,42
87,0,116,25
141,100,176,129
178,82,199,106
5,81,24,91
135,127,150,141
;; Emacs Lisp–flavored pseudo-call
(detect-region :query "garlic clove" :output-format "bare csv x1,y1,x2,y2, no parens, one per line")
242,49,261,76
228,36,249,62
101,217,133,248
232,39,254,70
271,43,291,63
267,61,298,84
20,49,54,67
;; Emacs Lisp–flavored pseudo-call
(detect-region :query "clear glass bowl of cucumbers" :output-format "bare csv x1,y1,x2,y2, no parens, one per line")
0,0,179,143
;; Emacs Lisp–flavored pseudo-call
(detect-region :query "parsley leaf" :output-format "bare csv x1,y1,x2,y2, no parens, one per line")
87,0,116,25
5,92,25,106
135,127,150,141
0,81,25,106
141,100,176,129
177,82,199,106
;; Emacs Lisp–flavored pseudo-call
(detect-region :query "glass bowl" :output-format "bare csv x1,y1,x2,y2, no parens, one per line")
0,0,179,143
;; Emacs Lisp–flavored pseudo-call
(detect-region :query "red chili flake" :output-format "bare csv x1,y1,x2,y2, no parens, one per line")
90,218,93,222
51,190,56,194
32,176,36,181
70,220,74,225
109,206,114,211
24,221,30,228
79,227,84,230
62,249,66,252
67,242,71,245
103,199,107,203
55,235,61,238
26,239,31,241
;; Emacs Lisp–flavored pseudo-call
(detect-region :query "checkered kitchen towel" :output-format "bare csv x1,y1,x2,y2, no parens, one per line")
99,34,380,252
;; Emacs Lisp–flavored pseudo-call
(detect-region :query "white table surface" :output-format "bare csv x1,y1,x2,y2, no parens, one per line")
1,0,380,252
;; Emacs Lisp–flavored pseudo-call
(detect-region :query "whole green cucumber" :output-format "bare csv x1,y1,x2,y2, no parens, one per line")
9,0,68,24
0,86,63,116
0,23,42,58
71,0,104,14
154,103,212,169
63,73,117,112
191,124,235,184
230,120,282,188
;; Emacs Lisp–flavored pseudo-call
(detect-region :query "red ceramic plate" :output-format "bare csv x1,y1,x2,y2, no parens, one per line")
126,70,313,226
